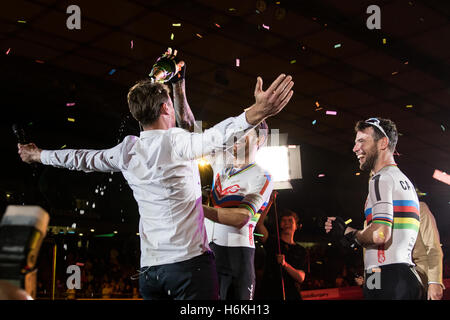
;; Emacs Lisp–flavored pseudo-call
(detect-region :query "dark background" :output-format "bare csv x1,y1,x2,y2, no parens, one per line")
0,0,449,251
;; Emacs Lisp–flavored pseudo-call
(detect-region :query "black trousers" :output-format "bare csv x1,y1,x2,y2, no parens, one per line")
363,263,425,300
210,242,255,300
139,251,219,300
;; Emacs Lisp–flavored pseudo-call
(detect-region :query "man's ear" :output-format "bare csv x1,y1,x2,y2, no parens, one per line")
160,102,169,115
378,136,389,150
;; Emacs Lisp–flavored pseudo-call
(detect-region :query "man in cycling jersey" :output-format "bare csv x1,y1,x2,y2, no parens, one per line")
325,117,424,300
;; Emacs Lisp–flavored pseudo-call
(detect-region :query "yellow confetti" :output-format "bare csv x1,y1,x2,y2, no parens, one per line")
345,219,352,225
382,38,387,44
170,33,174,40
67,118,75,122
290,60,296,64
195,33,203,38
406,104,413,108
172,23,181,27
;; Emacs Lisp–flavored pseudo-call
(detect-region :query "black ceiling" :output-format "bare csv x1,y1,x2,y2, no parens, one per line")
0,0,449,240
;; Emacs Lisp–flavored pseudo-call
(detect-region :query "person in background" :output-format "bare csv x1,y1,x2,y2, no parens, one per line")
413,199,445,300
259,209,306,300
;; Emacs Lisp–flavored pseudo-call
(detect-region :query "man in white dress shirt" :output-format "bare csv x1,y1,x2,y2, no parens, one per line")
17,73,294,300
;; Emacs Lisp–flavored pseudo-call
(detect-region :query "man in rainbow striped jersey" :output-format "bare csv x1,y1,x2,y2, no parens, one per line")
204,121,274,300
325,117,424,299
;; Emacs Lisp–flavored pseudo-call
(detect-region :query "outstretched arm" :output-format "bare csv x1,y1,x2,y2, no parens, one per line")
18,141,124,173
171,74,294,161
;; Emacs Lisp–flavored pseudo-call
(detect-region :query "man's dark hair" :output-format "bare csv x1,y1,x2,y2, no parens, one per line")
127,80,170,127
354,117,398,152
280,208,299,226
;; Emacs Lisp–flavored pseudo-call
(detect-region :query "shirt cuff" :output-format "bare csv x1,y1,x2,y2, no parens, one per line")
428,281,445,289
236,112,254,131
40,150,52,165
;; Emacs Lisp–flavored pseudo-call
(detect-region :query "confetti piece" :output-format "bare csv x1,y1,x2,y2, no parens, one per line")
228,8,236,11
5,48,11,55
392,71,398,75
35,60,44,64
345,219,352,225
312,120,317,125
433,169,450,185
315,107,323,111
67,118,75,122
290,59,296,64
170,33,174,40
404,61,409,65
334,43,342,49
318,173,325,178
66,102,75,107
61,145,67,149
262,24,270,30
382,38,387,44
315,101,320,107
215,23,221,28
441,125,446,131
254,233,264,237
196,33,203,38
406,104,413,108
236,58,240,67
17,20,26,24
109,69,116,75
355,172,361,176
326,110,337,115
172,23,181,27
130,40,134,49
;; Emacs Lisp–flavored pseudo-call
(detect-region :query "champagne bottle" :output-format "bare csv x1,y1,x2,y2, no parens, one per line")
149,56,179,83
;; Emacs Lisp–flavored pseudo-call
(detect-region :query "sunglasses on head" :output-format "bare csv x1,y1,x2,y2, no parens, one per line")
365,118,389,141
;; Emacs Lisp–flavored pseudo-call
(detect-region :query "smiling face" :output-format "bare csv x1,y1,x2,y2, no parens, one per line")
353,127,380,172
280,215,297,233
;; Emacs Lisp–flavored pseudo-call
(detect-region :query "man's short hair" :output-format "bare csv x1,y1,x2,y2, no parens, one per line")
354,117,398,152
280,208,299,226
127,80,170,127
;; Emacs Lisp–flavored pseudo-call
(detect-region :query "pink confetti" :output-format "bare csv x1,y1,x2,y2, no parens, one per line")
318,174,325,178
433,169,450,186
5,48,11,55
236,58,240,67
131,40,134,49
326,110,337,115
262,24,270,30
66,102,76,107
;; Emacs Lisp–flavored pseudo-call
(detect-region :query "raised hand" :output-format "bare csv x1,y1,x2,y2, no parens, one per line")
246,74,294,125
